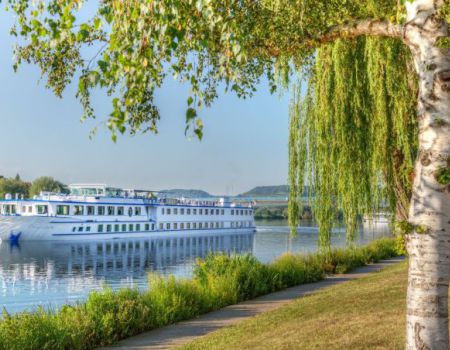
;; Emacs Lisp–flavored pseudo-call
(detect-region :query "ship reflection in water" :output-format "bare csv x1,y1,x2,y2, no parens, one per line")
0,232,255,314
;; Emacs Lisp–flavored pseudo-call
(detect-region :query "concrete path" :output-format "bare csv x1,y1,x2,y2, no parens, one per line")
100,257,404,350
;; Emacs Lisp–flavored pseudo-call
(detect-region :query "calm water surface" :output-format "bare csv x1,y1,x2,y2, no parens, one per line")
0,220,390,314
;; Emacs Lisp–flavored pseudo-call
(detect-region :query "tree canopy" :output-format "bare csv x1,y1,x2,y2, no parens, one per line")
288,36,418,246
0,176,30,199
5,0,411,139
29,176,68,196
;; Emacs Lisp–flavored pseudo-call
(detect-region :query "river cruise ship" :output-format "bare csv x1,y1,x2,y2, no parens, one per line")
0,184,256,241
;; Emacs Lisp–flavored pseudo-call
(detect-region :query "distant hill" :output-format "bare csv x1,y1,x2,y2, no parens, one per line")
160,189,213,198
238,185,289,198
238,185,311,198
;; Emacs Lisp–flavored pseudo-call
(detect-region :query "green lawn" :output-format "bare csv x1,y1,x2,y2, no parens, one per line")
180,261,410,350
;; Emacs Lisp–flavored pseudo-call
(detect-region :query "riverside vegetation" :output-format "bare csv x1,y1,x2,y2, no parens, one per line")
0,238,399,350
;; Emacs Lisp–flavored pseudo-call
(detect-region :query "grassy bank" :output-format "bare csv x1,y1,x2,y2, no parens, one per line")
180,261,409,350
0,238,399,350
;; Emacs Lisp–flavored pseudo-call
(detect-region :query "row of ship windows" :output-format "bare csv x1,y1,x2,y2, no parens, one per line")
4,204,144,216
71,221,253,233
1,204,253,217
161,208,252,216
73,223,154,233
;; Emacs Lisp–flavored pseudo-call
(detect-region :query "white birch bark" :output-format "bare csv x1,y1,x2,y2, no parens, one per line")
404,1,450,349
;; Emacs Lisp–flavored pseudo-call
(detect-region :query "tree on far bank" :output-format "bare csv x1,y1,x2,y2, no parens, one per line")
29,176,67,197
4,0,450,348
0,177,30,199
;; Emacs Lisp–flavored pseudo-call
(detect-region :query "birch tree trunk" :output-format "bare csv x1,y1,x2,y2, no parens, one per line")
404,1,450,349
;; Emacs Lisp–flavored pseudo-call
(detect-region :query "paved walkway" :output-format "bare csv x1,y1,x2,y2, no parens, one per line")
100,257,404,350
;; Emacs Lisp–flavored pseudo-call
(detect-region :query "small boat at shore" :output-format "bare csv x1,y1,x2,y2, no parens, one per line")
0,184,256,241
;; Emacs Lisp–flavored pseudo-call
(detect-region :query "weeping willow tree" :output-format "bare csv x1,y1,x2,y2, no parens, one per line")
3,0,450,348
288,37,419,248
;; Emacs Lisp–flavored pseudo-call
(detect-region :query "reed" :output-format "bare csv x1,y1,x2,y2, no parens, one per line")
0,238,399,350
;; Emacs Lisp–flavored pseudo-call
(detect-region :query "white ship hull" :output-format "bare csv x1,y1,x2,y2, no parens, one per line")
0,216,255,241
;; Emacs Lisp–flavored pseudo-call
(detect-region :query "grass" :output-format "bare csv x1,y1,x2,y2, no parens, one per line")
180,261,409,350
0,238,400,350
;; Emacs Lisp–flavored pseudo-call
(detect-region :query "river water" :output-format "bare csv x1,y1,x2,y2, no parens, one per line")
0,219,390,314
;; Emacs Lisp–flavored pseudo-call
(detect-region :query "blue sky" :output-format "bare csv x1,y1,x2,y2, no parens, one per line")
0,12,289,195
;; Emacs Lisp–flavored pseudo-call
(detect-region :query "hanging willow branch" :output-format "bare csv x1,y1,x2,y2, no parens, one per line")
288,37,418,249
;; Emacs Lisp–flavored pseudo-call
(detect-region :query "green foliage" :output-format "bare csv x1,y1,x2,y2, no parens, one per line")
0,176,67,199
29,176,67,197
0,238,399,350
288,37,418,248
435,167,450,185
253,204,312,220
0,176,30,199
5,0,405,139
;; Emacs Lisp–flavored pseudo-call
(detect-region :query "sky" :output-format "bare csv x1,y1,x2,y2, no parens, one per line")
0,10,290,196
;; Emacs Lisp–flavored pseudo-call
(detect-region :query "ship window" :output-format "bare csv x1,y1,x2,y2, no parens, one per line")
199,209,203,215
167,208,171,215
187,208,191,215
37,205,48,215
56,205,69,215
117,207,124,215
145,224,150,231
97,206,105,215
98,224,104,233
181,208,184,215
162,208,165,215
87,206,95,215
180,223,184,229
187,223,191,229
221,209,224,215
129,224,134,231
193,222,197,229
165,223,170,230
74,205,84,215
159,223,163,230
174,208,178,215
174,223,178,230
216,222,219,228
114,224,120,232
231,210,234,215
193,209,197,215
205,209,208,215
122,224,127,231
86,226,91,232
205,222,209,228
152,224,155,230
216,209,219,215
136,224,141,231
107,206,115,216
240,210,243,215
78,226,83,232
106,224,112,232
72,226,76,232
134,207,141,216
